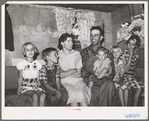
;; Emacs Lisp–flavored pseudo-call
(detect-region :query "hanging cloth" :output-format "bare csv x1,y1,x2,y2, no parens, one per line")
5,5,14,51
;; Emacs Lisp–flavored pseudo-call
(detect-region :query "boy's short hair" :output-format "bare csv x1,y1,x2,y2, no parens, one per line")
22,42,39,59
58,33,74,50
42,47,57,62
111,46,122,54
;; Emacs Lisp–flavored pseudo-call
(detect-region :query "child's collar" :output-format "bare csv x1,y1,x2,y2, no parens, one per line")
61,49,74,55
45,63,55,70
25,59,34,63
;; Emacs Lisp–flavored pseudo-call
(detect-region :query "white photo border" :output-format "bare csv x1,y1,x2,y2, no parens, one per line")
1,1,148,120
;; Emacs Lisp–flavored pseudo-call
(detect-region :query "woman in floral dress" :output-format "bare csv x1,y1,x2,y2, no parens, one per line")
120,35,144,106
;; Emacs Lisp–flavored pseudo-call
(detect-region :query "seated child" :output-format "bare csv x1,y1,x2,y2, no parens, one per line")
39,47,68,106
88,47,111,89
17,42,46,106
111,46,128,106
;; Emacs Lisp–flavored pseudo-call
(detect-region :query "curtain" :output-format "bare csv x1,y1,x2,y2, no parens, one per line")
5,5,14,51
76,12,95,49
53,8,76,37
117,14,144,45
53,8,95,49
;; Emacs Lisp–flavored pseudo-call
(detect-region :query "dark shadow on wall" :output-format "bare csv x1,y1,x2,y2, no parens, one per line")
5,4,14,51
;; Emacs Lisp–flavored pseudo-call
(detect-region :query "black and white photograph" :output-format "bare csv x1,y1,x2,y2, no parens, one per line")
2,1,148,120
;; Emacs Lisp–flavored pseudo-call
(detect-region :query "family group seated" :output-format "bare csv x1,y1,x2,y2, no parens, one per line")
8,26,144,107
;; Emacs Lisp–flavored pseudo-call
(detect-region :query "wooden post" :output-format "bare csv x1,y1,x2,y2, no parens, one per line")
129,4,133,18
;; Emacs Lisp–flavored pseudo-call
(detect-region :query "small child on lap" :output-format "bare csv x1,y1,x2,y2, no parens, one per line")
87,47,111,89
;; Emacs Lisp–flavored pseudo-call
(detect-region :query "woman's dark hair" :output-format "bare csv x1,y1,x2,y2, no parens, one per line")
58,33,74,50
127,35,141,48
42,47,57,62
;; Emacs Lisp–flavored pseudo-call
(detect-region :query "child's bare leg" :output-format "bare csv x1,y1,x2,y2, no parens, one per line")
80,102,87,106
124,88,129,106
40,93,46,106
118,87,124,106
88,81,93,89
32,93,38,106
70,103,78,107
133,88,142,106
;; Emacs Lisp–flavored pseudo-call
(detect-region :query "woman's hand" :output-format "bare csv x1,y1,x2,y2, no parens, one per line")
128,44,134,54
129,46,133,52
56,90,62,99
68,68,82,78
60,68,77,79
69,73,81,78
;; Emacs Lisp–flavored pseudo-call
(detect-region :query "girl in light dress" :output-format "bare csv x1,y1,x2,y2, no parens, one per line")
58,33,91,106
17,42,46,106
111,46,128,106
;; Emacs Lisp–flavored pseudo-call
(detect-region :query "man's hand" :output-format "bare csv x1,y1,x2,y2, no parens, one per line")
94,69,102,77
81,69,87,78
89,74,98,83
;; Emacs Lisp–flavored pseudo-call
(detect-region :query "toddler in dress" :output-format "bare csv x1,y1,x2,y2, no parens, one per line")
89,47,111,89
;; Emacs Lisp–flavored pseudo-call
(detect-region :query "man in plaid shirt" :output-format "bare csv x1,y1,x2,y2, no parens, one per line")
80,26,116,106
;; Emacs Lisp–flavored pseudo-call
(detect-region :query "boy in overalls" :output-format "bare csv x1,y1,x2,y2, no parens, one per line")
39,47,68,106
